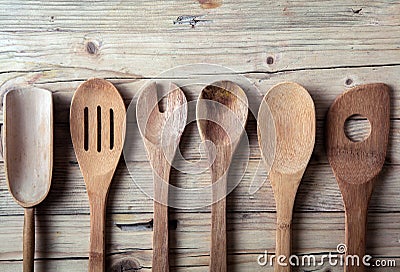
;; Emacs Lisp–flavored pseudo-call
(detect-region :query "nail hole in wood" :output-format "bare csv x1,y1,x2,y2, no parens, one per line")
266,56,274,65
345,78,353,85
97,106,101,152
84,107,89,151
344,114,371,142
86,41,98,55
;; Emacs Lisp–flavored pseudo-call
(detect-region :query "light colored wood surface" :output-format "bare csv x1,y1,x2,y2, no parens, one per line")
259,82,315,271
70,78,126,272
0,0,399,271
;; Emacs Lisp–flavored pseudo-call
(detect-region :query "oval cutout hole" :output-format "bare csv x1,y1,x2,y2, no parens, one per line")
344,114,371,142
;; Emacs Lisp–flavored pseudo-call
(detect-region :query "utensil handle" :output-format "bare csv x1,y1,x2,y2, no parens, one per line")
211,197,227,272
344,201,369,272
23,207,35,272
270,172,298,272
275,221,291,272
275,207,292,272
89,197,107,272
153,201,169,272
152,159,171,272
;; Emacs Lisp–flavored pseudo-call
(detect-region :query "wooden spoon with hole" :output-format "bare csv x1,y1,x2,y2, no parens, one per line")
257,82,315,272
136,82,187,272
70,78,126,272
3,87,53,272
196,81,248,272
326,83,390,272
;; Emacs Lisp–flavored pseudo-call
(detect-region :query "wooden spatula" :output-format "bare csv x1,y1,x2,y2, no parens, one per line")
326,83,390,272
70,78,126,272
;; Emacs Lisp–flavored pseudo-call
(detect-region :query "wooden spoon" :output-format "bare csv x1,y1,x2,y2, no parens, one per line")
196,81,248,272
3,87,53,272
257,82,315,272
136,82,187,272
326,83,390,272
70,78,126,272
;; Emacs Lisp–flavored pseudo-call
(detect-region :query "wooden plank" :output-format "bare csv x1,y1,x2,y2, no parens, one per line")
1,66,400,123
0,158,399,215
0,118,397,214
0,0,399,271
0,212,398,270
0,0,399,75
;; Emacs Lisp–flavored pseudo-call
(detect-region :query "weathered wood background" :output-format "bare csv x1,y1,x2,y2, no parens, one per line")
0,0,399,271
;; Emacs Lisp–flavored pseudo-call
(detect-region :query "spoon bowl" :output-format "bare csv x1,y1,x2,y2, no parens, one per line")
196,80,248,272
258,82,315,272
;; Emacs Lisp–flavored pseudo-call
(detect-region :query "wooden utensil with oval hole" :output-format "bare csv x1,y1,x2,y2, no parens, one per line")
136,82,187,272
70,78,126,272
326,83,390,272
258,82,315,272
3,87,53,272
197,81,249,272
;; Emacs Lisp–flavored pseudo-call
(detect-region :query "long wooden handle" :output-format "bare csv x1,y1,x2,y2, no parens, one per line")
23,207,35,272
342,183,373,272
274,202,293,272
275,218,291,272
210,197,227,272
152,157,171,272
339,180,374,272
153,201,169,271
269,172,299,272
344,207,368,272
89,197,107,272
209,165,228,272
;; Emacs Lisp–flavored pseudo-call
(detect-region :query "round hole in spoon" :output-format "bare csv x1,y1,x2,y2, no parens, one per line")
344,114,371,142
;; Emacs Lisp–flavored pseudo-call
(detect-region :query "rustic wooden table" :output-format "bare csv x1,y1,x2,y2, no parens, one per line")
0,1,399,271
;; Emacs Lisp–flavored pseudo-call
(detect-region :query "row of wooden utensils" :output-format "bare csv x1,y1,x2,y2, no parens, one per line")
3,78,390,272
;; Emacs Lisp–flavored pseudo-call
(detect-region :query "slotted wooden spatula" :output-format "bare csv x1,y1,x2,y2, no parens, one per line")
326,83,390,272
70,78,126,272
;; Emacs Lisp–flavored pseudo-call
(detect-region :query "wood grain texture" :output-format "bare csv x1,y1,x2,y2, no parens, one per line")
197,81,249,272
326,84,390,272
137,82,187,272
3,87,53,272
70,78,126,272
0,212,399,270
0,0,399,271
22,207,34,272
259,83,315,272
